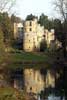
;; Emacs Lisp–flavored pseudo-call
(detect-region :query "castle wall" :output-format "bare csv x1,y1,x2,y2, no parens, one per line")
13,20,55,52
24,19,45,52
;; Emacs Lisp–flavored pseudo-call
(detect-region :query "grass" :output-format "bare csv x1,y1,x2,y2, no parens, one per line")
0,87,16,100
10,52,49,62
0,51,50,63
0,87,14,95
0,87,22,100
0,87,34,100
0,51,54,69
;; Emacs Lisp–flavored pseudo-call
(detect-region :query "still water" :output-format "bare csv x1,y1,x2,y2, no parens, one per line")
2,63,65,100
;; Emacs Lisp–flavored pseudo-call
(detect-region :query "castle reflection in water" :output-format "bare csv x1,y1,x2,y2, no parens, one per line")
10,67,57,94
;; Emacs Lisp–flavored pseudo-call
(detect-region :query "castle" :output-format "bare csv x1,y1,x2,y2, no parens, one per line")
14,18,55,52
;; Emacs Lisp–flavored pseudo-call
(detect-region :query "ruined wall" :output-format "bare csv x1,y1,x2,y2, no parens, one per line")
24,18,45,52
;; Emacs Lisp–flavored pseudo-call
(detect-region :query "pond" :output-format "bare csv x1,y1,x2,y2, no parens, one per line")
0,65,65,99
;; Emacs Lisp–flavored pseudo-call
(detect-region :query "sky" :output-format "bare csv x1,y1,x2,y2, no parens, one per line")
14,0,56,20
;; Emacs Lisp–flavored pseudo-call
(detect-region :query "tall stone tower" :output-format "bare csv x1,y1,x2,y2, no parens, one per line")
23,18,44,52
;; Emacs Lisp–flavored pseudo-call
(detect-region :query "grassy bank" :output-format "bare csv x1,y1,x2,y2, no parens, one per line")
0,51,54,69
0,87,29,100
10,52,49,62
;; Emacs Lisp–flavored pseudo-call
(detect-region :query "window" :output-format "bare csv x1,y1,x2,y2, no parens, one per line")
43,35,45,38
29,28,32,31
35,46,36,49
30,21,32,26
30,87,32,91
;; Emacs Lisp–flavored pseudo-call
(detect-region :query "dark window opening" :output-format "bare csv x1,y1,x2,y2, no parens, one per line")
35,46,36,48
43,35,45,38
29,28,32,31
30,87,32,91
30,21,32,26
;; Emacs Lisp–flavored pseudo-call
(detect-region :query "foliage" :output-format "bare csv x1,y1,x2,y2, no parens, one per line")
8,51,50,62
0,87,29,100
53,0,67,21
38,13,54,29
26,14,38,20
53,0,67,58
2,12,13,41
0,0,16,12
0,12,22,48
40,39,47,52
11,14,22,23
53,19,62,32
0,26,5,54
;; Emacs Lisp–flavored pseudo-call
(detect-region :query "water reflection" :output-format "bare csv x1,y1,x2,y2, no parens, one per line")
3,64,65,100
9,67,55,100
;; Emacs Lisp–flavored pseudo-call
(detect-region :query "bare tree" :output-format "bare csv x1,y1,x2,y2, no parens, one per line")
0,0,16,12
53,0,67,21
53,1,67,99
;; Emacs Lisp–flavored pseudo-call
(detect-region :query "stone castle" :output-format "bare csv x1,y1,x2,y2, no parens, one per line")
14,18,55,52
